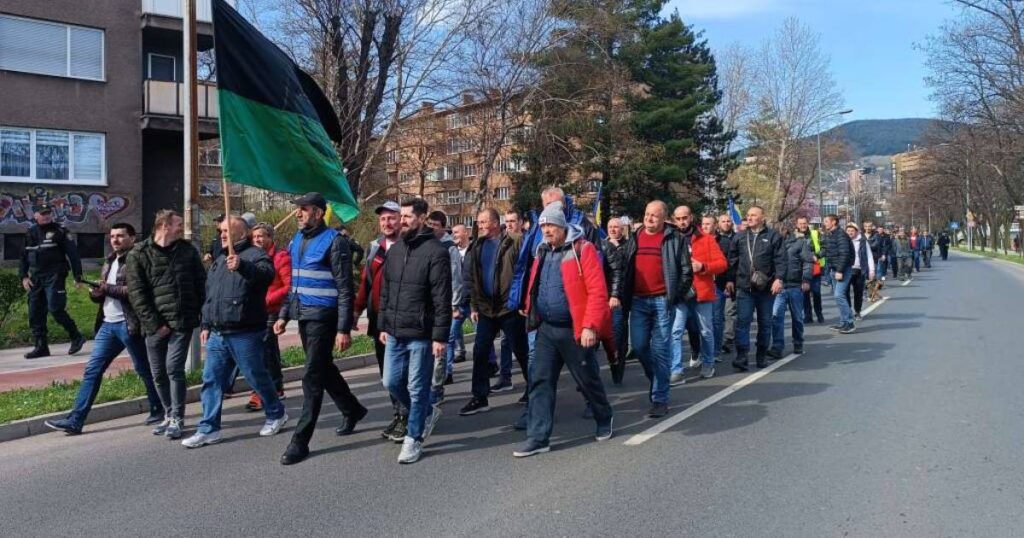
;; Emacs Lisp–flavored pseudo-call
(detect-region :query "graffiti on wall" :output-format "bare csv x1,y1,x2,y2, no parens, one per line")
0,187,129,226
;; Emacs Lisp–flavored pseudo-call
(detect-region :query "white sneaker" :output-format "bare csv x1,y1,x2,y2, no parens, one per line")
181,430,222,448
688,358,699,369
881,276,886,282
151,419,170,436
165,418,184,440
422,405,442,440
259,412,289,437
397,437,423,464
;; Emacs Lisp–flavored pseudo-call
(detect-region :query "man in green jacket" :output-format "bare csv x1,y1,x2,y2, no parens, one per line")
126,210,207,440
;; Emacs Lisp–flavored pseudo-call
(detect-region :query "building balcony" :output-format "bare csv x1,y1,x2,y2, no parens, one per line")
140,0,236,49
141,79,219,138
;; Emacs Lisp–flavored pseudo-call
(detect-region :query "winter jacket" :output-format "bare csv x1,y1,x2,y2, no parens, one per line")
878,233,893,260
779,235,815,288
726,226,786,292
865,232,884,262
714,230,736,289
467,232,521,319
91,251,141,336
909,234,923,252
378,227,452,342
922,235,935,251
20,222,83,279
264,244,291,315
508,196,605,311
602,238,628,299
354,237,390,336
201,240,275,333
524,224,613,349
689,230,728,302
938,233,951,248
279,224,354,333
438,232,465,308
822,227,854,272
851,234,875,276
893,236,912,258
125,238,207,335
618,223,694,310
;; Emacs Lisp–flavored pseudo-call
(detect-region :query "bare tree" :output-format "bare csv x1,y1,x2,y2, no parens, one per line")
713,42,753,154
747,17,846,221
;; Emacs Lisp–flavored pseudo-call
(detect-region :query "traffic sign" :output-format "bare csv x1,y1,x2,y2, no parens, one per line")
950,222,960,230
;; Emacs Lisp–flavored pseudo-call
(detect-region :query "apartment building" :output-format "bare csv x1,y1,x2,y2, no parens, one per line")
386,95,531,226
0,0,230,260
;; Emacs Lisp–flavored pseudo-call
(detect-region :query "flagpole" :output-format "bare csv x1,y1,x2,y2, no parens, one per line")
222,175,235,256
183,0,202,372
274,209,298,230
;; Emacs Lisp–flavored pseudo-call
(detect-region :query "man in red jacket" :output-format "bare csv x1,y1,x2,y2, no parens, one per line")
514,202,613,457
248,223,291,410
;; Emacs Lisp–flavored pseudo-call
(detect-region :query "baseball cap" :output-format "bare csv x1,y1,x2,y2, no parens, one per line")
36,203,53,215
375,201,401,215
291,192,327,211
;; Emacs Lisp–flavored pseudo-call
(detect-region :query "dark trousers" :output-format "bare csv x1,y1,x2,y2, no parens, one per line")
472,312,529,401
940,246,949,260
844,270,866,316
28,272,80,340
735,288,774,358
891,256,900,279
527,323,612,445
291,318,366,447
264,315,284,391
803,274,823,321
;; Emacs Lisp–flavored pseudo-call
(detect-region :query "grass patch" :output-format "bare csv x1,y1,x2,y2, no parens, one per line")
0,322,477,425
0,270,101,348
954,245,1024,265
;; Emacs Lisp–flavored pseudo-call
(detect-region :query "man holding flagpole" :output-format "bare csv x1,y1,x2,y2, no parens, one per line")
275,193,365,465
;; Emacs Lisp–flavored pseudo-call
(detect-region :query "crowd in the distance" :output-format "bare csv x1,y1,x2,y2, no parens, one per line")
35,187,944,465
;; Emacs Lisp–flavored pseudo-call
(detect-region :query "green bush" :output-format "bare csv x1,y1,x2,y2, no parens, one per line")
0,272,25,344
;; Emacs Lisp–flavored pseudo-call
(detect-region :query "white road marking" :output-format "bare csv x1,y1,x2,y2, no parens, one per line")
901,278,913,286
624,294,893,446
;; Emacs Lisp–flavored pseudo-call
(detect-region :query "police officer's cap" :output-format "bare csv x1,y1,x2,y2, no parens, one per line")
35,203,53,215
291,192,327,211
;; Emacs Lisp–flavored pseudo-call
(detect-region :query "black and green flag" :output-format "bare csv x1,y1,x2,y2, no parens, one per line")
212,0,358,221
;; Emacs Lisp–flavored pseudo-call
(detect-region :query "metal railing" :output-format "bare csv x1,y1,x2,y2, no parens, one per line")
143,79,219,119
141,0,236,22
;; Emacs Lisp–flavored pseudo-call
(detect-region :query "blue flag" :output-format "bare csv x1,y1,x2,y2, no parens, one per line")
728,197,743,226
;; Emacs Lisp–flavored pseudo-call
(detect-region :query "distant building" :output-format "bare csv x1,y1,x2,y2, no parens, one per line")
891,148,931,194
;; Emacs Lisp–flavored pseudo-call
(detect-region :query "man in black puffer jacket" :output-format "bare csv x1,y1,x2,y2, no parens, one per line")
378,198,452,464
181,217,287,449
126,209,206,440
726,205,785,370
821,214,855,332
769,225,814,358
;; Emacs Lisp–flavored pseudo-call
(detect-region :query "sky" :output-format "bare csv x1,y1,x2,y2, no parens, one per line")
666,0,962,122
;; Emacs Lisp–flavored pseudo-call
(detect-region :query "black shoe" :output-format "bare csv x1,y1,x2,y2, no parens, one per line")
803,316,813,324
144,411,166,426
280,442,309,465
489,364,500,378
839,324,856,334
68,334,86,355
518,392,529,405
647,402,669,418
44,418,81,435
766,348,783,360
388,416,407,443
454,352,466,364
24,338,50,360
756,356,768,369
732,356,749,372
829,324,845,331
380,415,400,439
459,398,490,416
721,344,734,355
817,316,825,324
610,360,625,385
793,346,803,355
335,406,368,436
444,374,454,386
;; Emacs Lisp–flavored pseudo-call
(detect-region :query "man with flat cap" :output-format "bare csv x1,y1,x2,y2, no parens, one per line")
275,192,367,465
20,203,86,359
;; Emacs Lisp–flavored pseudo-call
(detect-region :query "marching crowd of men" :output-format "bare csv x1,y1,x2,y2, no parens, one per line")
35,188,942,464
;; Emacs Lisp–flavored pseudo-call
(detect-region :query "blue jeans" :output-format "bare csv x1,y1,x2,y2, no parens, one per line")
445,304,471,376
383,336,435,441
671,300,715,373
912,251,921,272
629,295,673,404
67,321,162,429
735,288,774,356
803,275,823,321
832,270,854,326
198,329,284,434
771,287,805,352
611,306,628,360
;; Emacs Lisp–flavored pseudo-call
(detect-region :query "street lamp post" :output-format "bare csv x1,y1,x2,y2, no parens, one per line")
817,109,854,220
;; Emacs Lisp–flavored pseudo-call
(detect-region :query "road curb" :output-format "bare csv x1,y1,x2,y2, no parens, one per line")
0,334,475,444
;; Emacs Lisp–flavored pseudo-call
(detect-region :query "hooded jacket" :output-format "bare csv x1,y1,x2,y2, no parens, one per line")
689,230,728,302
618,223,694,310
466,231,521,319
779,234,815,288
524,224,613,349
378,227,452,342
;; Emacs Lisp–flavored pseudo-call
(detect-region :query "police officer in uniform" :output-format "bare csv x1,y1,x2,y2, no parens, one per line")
19,204,86,359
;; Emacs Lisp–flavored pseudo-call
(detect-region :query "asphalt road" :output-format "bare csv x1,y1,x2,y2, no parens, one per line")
2,251,1023,537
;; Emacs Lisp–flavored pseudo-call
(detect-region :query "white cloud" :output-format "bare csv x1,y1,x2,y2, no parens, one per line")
668,0,786,19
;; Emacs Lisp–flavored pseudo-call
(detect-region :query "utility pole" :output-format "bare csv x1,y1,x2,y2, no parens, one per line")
183,0,201,371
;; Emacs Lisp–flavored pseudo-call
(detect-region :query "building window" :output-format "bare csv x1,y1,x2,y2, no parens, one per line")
0,15,104,81
463,190,478,203
1,127,105,185
446,138,475,155
440,190,462,205
463,163,478,177
399,172,413,183
494,159,526,173
494,187,510,200
385,149,399,164
425,168,443,182
199,145,221,166
447,113,468,130
147,53,176,82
